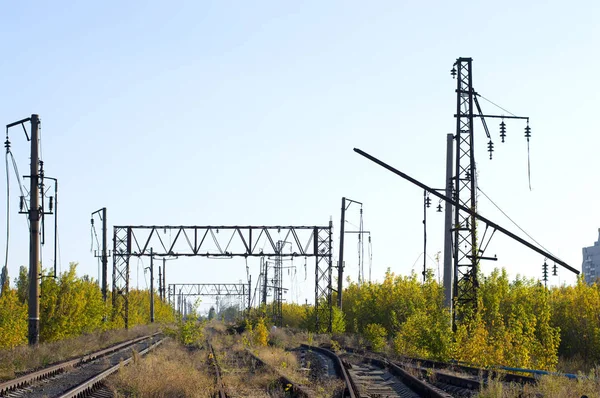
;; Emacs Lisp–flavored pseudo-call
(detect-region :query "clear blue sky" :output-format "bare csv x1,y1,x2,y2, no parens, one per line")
1,1,598,311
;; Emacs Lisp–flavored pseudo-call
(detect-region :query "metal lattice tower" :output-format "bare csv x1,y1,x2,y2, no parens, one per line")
452,58,479,313
315,221,333,333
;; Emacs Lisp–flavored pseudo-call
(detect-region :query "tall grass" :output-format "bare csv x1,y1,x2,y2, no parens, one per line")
109,339,215,398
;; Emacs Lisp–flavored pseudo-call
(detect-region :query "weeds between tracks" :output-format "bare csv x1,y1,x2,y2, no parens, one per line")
0,324,160,380
108,338,216,398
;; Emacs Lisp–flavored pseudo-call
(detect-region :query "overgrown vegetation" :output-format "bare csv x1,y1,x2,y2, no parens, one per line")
109,339,215,398
341,268,600,372
0,324,159,380
0,263,174,350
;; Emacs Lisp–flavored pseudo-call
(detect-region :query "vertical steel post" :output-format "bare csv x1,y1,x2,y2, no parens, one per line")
53,182,58,278
101,207,107,303
158,265,162,301
28,114,40,346
262,258,268,305
337,197,345,309
248,274,251,314
150,248,154,323
314,226,319,331
328,219,333,333
443,134,454,320
162,258,166,302
423,190,427,283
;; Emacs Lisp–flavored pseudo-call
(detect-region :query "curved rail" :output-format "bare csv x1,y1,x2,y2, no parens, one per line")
0,333,159,396
300,344,358,398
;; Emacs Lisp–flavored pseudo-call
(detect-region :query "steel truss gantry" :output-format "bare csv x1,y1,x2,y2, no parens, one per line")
113,224,333,331
168,283,249,314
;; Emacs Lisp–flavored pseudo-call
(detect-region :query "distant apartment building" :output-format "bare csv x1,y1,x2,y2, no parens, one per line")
582,229,600,284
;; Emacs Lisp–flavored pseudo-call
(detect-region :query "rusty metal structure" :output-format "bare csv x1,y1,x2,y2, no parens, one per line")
113,224,333,331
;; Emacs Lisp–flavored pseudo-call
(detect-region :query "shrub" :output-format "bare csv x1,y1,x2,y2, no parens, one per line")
364,323,387,352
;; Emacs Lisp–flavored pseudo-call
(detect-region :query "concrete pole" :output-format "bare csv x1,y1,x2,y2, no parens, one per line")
28,114,41,346
337,197,346,308
101,207,107,303
150,248,155,323
443,134,454,322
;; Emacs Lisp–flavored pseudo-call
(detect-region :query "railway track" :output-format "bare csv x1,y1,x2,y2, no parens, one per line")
340,345,540,397
0,334,163,398
303,344,451,398
207,341,228,398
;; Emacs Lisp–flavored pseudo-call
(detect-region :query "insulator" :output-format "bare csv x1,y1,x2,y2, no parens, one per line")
487,140,494,160
425,196,432,208
542,260,548,281
524,123,531,141
436,203,443,212
19,196,24,211
49,196,53,212
91,218,94,226
552,263,558,276
451,66,457,78
499,120,506,143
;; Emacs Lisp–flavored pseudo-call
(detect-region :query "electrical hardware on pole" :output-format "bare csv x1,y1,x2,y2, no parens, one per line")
450,57,531,321
353,147,577,276
91,207,110,304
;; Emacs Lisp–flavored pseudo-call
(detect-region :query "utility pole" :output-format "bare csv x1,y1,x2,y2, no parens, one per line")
162,258,166,301
443,134,454,318
158,264,162,301
91,208,108,303
423,190,431,282
28,114,40,346
149,248,154,323
337,197,345,309
261,258,268,306
248,275,251,315
338,197,368,307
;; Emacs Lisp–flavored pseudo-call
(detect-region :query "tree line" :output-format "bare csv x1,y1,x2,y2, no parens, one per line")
0,263,174,348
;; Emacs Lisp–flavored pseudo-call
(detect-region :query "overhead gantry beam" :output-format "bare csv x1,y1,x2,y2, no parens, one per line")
112,224,333,332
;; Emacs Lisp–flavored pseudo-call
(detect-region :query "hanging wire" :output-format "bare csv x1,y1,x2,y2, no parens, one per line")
368,233,372,282
477,94,518,117
477,186,554,256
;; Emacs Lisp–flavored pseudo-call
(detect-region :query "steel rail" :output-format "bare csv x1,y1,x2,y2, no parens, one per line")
245,349,313,397
300,344,358,398
56,337,164,398
207,341,228,398
0,333,158,395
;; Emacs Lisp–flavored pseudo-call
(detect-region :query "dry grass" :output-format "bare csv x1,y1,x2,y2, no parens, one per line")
0,324,161,380
109,339,215,398
476,369,600,398
214,334,283,397
254,346,307,384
